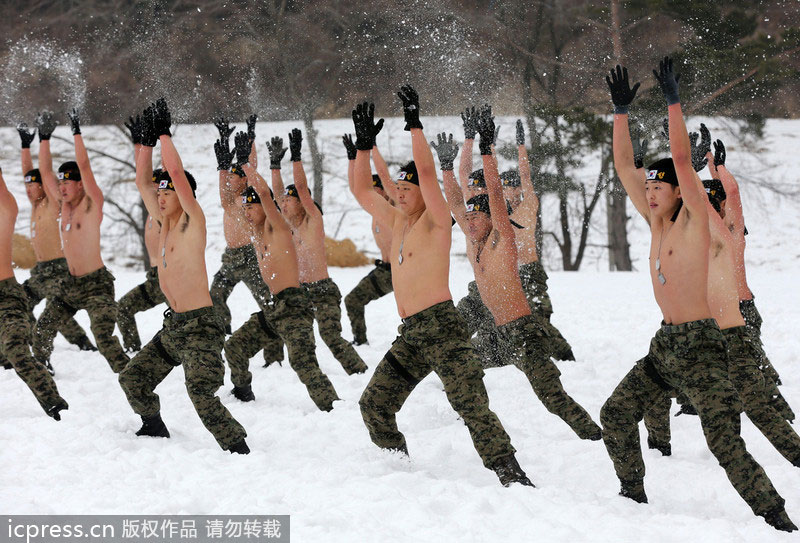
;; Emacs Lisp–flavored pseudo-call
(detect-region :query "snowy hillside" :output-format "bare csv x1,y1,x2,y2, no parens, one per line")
1,118,799,542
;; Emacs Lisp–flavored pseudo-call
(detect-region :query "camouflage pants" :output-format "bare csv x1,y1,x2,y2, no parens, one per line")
359,301,516,469
118,306,247,450
456,281,510,369
210,245,270,333
740,298,794,422
23,257,91,347
0,277,66,414
224,310,286,388
600,319,784,516
344,260,393,344
304,278,367,375
498,314,601,439
117,266,166,351
32,267,128,373
518,261,573,360
261,287,339,411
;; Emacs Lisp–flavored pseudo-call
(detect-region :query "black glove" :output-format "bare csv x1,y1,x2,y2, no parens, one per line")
214,137,236,171
140,105,158,147
17,123,36,149
153,97,172,137
124,115,142,145
515,119,525,146
342,134,357,160
476,107,495,156
461,106,478,139
352,102,380,150
713,139,726,167
234,131,251,166
631,129,649,169
247,114,258,145
371,117,385,142
397,85,423,131
36,111,57,141
606,64,641,114
214,118,235,142
429,133,459,171
652,56,681,106
288,128,302,162
688,124,710,172
67,108,81,135
267,136,287,169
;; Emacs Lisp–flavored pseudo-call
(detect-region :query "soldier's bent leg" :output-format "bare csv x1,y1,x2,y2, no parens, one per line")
724,328,800,466
209,259,237,334
224,312,270,388
32,298,77,363
344,263,392,345
117,270,163,351
119,333,176,417
359,337,425,453
271,287,339,410
309,279,367,374
85,294,129,373
600,357,672,495
643,393,672,455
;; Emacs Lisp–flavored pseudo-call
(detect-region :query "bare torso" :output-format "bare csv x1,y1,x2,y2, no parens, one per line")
223,204,255,249
157,212,213,312
144,214,160,267
468,229,531,326
0,201,15,281
30,197,65,262
706,213,746,329
391,210,452,318
724,213,752,301
254,221,300,295
509,197,539,266
372,216,393,261
648,210,712,325
60,195,105,276
291,214,329,284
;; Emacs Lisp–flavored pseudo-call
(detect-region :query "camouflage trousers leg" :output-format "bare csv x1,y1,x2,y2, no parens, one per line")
344,262,393,345
32,267,128,373
270,287,339,411
118,307,247,450
519,261,573,360
210,245,271,334
724,327,800,466
0,278,66,414
650,320,784,516
359,301,516,468
224,311,285,388
456,281,508,369
500,314,601,439
643,391,673,449
23,258,91,347
306,278,367,375
117,266,166,351
600,356,673,487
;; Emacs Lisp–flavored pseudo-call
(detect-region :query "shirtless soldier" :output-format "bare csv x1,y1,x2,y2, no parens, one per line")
118,99,248,453
436,113,601,442
32,109,129,375
13,115,95,371
272,128,367,375
209,115,277,344
225,133,339,411
116,115,167,352
342,134,399,345
354,89,530,487
599,60,795,531
0,166,68,420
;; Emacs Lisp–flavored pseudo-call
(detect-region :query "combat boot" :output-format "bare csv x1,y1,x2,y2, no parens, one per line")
647,436,672,456
228,439,250,455
619,480,648,503
491,454,535,488
557,348,576,362
45,399,69,421
75,336,98,352
232,385,255,402
763,508,798,532
136,413,170,438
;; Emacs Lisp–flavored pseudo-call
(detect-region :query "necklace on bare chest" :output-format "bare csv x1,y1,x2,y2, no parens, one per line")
656,226,670,285
398,222,410,265
64,207,74,232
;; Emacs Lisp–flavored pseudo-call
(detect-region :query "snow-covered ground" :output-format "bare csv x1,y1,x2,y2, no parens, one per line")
1,118,799,541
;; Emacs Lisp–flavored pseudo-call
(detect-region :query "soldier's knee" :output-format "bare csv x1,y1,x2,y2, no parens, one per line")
600,396,624,429
344,290,359,308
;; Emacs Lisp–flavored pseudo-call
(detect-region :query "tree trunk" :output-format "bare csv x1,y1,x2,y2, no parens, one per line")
302,112,324,203
139,200,149,271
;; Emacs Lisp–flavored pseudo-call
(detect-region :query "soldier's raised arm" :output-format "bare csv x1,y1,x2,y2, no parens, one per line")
478,110,515,239
68,108,103,208
371,142,397,202
135,105,160,220
17,122,35,176
710,139,746,235
266,136,288,197
288,128,322,222
515,119,539,212
33,112,61,203
431,132,465,229
458,106,477,192
351,102,397,228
